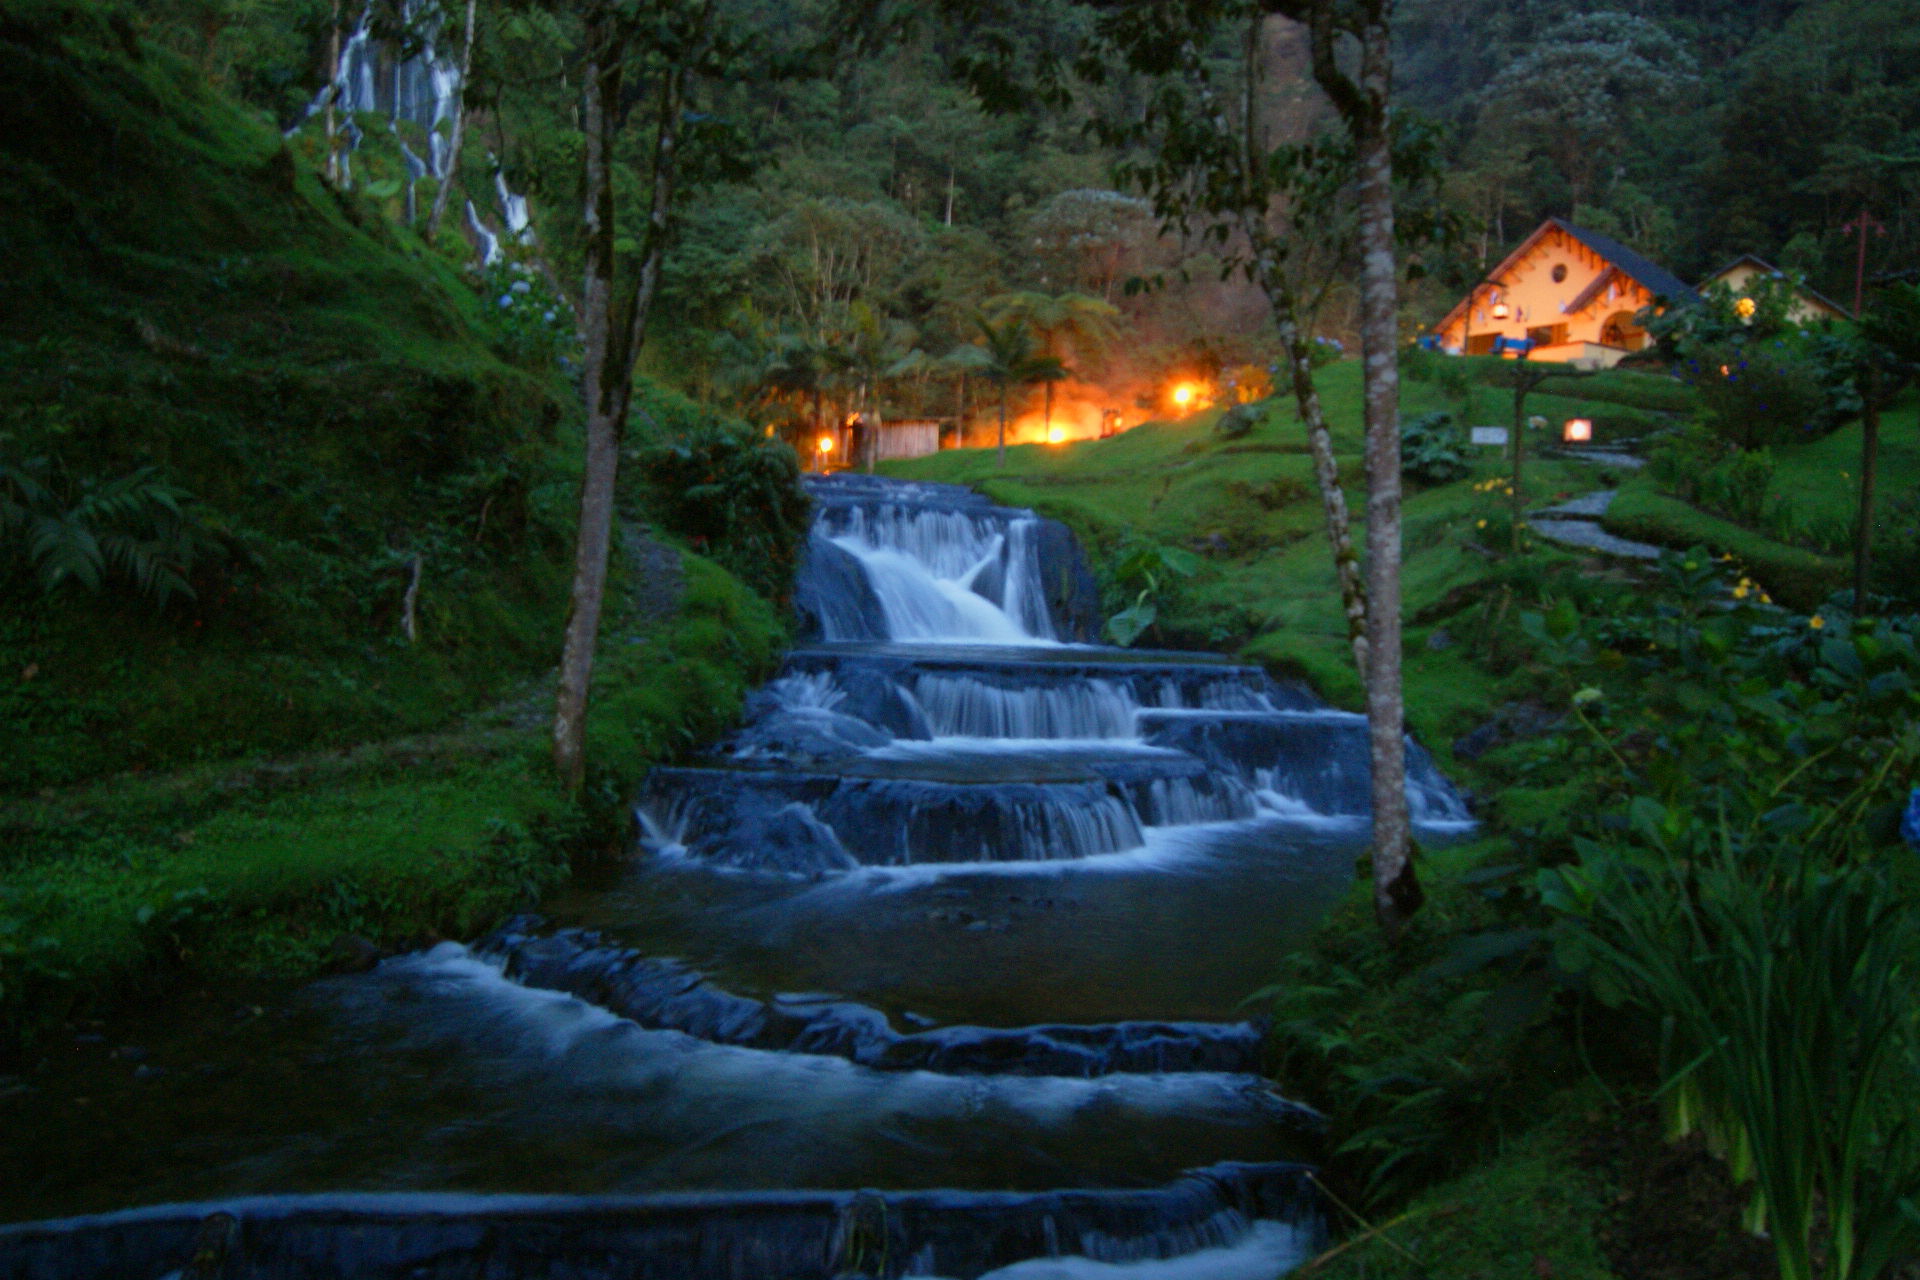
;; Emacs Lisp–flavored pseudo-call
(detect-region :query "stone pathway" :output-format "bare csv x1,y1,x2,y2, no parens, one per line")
1551,445,1647,471
1529,489,1665,561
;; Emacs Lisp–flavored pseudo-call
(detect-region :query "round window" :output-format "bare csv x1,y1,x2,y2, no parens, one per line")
1552,264,1568,283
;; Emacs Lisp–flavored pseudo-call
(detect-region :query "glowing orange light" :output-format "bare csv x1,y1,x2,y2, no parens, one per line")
1047,425,1065,444
1563,418,1593,443
816,434,835,454
1171,384,1196,408
1491,302,1511,321
1734,297,1757,320
1720,364,1731,377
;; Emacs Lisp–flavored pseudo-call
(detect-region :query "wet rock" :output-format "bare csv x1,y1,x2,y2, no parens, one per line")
324,934,383,974
1451,701,1563,762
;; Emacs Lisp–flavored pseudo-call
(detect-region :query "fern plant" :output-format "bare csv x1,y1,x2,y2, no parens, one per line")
0,459,219,606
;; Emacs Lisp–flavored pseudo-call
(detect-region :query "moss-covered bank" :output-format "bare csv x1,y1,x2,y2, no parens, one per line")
0,548,784,1050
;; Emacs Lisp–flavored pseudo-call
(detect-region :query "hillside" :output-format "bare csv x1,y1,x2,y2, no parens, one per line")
0,0,579,792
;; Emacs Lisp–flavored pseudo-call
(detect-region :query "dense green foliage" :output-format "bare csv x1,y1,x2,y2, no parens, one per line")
0,0,582,789
0,547,783,1046
1400,0,1920,312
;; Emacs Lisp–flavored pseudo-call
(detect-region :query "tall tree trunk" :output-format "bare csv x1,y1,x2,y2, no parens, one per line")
1353,6,1416,935
1043,379,1054,437
1249,243,1369,679
1853,366,1881,611
997,386,1008,464
551,5,703,792
552,12,625,793
424,0,478,243
324,0,343,183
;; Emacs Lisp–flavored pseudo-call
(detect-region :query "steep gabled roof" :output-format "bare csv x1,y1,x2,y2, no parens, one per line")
1699,254,1853,319
1557,221,1696,306
1435,218,1696,336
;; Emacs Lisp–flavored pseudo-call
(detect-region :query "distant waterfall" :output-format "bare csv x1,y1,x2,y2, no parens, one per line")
287,0,530,264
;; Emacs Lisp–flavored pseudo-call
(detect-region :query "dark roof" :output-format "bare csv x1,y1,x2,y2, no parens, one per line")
1699,254,1854,319
1555,219,1698,306
1433,217,1696,335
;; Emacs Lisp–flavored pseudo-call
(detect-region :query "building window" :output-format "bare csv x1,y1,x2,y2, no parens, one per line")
1551,264,1568,283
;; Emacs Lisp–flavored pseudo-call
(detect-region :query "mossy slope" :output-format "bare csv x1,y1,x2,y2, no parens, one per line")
0,0,578,790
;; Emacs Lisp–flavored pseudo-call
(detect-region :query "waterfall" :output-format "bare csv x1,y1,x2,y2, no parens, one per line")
285,0,534,264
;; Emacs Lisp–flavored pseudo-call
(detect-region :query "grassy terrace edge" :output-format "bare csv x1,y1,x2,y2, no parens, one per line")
0,550,783,1051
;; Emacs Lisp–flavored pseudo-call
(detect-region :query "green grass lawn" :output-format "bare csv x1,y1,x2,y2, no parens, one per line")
0,549,784,1048
886,359,1642,758
1603,393,1920,609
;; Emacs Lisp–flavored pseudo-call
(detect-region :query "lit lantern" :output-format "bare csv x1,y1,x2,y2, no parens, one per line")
1171,384,1196,408
1563,418,1593,443
1491,302,1511,321
1734,296,1757,321
1047,425,1066,444
816,434,835,455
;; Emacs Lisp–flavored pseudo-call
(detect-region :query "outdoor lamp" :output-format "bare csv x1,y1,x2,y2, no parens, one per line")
817,434,835,455
1491,302,1510,321
1563,418,1593,443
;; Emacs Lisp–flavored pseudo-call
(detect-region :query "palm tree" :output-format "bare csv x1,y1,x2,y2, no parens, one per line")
984,291,1122,438
953,315,1067,466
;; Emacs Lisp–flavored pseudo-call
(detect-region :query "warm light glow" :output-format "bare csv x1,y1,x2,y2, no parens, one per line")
816,434,835,454
1491,302,1511,321
1720,364,1732,377
1734,297,1758,320
1047,425,1066,444
1171,383,1196,408
1563,418,1593,443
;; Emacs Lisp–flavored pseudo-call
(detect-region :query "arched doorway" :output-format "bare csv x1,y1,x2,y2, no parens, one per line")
1601,310,1646,351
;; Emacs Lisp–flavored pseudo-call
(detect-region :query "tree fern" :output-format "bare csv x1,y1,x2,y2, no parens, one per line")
0,460,219,607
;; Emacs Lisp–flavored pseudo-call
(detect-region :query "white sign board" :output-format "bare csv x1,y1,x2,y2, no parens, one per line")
1469,426,1509,447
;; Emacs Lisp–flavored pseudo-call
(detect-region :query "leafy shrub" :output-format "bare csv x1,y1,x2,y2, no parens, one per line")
1212,401,1263,440
1400,410,1471,486
1872,488,1920,606
1543,813,1920,1280
1103,537,1200,647
0,459,224,606
1679,341,1830,450
476,260,580,369
633,420,810,603
1695,447,1781,528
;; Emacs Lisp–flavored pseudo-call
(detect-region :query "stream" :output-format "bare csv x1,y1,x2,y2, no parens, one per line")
0,475,1472,1278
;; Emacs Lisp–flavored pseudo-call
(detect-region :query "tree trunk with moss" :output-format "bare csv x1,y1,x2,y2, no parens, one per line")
553,3,707,793
423,0,478,244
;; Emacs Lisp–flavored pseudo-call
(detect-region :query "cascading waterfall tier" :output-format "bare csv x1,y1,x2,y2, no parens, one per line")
0,1164,1324,1280
2,474,1471,1276
647,478,1469,872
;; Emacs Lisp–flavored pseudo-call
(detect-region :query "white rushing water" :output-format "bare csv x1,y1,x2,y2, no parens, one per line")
821,502,1059,645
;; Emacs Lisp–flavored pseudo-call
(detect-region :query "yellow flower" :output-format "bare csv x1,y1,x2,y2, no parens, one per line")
1809,615,1826,630
1476,519,1487,529
1733,584,1749,599
1760,593,1773,605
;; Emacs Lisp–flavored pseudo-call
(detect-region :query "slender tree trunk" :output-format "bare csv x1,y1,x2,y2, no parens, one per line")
1250,244,1369,679
324,0,343,183
424,0,479,243
1354,8,1416,935
1853,367,1881,610
997,386,1008,464
552,12,625,793
1044,380,1055,437
551,4,705,792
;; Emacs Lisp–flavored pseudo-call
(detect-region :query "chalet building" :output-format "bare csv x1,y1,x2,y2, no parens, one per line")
1698,254,1852,325
1431,218,1697,368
